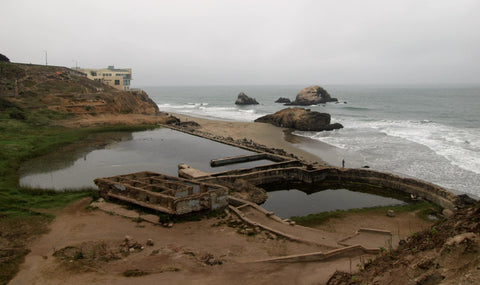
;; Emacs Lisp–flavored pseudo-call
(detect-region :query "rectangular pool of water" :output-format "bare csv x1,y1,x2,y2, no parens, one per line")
19,128,272,190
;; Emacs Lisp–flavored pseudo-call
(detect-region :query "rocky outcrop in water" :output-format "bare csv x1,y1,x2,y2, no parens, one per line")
286,85,338,106
254,107,343,131
275,97,291,103
235,92,259,105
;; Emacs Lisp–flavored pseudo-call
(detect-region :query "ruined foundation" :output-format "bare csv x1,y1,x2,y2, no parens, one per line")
95,124,464,216
165,122,463,211
192,166,460,211
94,171,229,215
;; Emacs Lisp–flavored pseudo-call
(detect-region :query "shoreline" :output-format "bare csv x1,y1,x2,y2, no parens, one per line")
169,113,338,166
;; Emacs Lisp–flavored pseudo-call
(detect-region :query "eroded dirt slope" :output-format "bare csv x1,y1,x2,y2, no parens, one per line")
327,201,480,285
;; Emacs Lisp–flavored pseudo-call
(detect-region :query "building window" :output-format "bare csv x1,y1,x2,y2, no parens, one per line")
90,71,97,76
114,80,120,85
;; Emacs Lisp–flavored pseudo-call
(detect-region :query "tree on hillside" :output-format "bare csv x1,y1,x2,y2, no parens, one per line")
0,53,10,62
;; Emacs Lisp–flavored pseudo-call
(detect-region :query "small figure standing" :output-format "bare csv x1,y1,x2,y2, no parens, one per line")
342,159,345,168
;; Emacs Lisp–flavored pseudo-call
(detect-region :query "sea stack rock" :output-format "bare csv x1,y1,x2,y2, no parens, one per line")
235,92,259,105
254,107,343,131
275,97,291,103
287,85,338,106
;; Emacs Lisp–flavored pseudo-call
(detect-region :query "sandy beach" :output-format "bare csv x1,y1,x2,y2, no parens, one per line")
168,113,370,169
170,113,337,165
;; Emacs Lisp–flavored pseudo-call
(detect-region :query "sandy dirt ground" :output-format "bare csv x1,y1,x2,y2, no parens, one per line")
10,198,433,285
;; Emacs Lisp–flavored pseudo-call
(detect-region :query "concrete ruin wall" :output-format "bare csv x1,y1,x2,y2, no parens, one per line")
94,171,229,215
210,153,292,167
199,167,460,211
164,124,460,211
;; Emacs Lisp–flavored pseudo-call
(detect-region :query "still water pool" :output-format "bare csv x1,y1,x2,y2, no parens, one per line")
260,183,407,219
19,128,269,190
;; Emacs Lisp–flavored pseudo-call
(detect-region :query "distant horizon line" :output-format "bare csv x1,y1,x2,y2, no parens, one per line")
134,83,480,88
7,61,479,88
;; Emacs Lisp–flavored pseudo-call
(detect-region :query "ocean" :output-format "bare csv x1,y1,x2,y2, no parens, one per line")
142,85,480,198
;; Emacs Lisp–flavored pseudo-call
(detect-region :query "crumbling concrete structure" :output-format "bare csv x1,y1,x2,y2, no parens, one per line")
180,163,461,211
94,171,228,215
210,153,290,167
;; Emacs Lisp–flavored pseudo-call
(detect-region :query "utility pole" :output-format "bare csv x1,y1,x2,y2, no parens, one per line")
43,50,48,66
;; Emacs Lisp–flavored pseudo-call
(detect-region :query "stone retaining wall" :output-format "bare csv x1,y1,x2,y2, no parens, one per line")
201,167,460,211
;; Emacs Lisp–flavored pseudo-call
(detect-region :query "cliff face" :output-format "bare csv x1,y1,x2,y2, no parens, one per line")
254,107,343,131
0,63,159,117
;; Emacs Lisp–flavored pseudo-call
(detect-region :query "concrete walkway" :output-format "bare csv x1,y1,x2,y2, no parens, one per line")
228,197,340,250
237,204,339,249
228,197,396,254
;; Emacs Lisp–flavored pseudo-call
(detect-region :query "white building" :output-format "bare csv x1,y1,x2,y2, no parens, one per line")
78,65,132,91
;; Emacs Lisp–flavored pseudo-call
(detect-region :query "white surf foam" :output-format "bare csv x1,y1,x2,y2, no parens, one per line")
296,118,480,175
157,103,263,122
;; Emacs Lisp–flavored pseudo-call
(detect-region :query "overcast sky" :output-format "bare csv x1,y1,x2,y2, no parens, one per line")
2,0,479,86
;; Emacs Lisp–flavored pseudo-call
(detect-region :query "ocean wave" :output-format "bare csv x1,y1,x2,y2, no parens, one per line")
296,118,480,175
157,103,263,122
341,106,372,111
157,103,197,109
378,121,480,174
